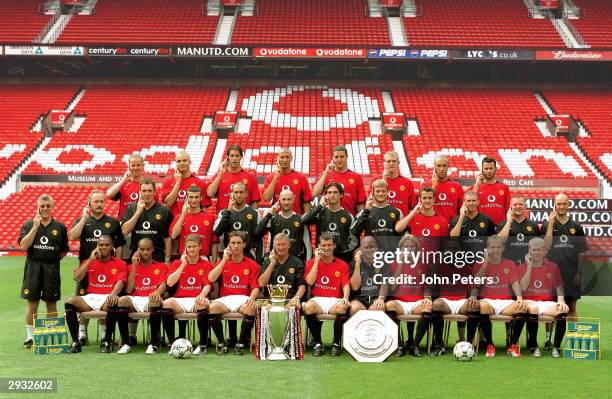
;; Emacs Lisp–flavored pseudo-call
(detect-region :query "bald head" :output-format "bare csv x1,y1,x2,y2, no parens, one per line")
554,193,570,217
175,150,192,175
433,154,449,180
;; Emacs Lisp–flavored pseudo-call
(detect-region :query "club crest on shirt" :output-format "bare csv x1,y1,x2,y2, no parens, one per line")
292,179,299,185
52,229,58,236
526,226,533,232
340,217,347,224
243,269,250,275
293,221,300,227
198,269,204,276
190,183,196,187
499,190,505,195
105,222,111,228
111,268,118,275
246,214,253,220
242,179,248,185
546,272,552,279
289,267,295,274
154,269,160,275
204,220,210,226
400,185,406,191
79,289,85,295
479,222,485,228
504,268,510,274
334,271,341,277
450,187,456,193
23,289,30,294
348,178,355,185
434,224,440,230
569,228,576,234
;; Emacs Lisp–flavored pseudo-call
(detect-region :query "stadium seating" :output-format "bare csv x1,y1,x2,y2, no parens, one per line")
403,0,565,48
0,85,79,184
392,88,595,180
0,0,51,43
572,0,612,48
24,86,229,176
0,185,119,249
57,0,219,45
541,90,612,182
231,0,390,46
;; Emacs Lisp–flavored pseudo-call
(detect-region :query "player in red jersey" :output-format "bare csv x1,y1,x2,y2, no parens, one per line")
101,238,168,354
64,236,127,353
311,146,366,215
385,235,433,357
508,238,568,358
161,151,212,217
262,147,313,214
304,234,351,357
170,186,218,262
469,236,527,358
423,154,464,223
207,144,261,210
106,153,145,220
152,235,213,355
470,157,511,225
376,150,416,217
395,187,448,251
207,231,260,356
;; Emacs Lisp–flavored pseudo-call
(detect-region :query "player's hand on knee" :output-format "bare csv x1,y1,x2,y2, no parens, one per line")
557,301,568,313
149,292,161,302
195,295,209,307
106,294,119,307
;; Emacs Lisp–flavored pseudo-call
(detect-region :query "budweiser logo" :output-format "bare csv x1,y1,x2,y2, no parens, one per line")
553,51,602,60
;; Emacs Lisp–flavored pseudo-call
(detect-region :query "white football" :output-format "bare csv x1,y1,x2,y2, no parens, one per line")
170,338,193,359
453,341,475,361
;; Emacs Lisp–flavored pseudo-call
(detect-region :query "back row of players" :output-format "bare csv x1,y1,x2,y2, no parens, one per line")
19,145,587,358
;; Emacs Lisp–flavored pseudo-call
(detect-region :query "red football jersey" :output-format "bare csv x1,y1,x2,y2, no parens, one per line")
85,257,128,295
473,259,518,299
322,170,366,215
215,170,262,210
169,211,218,256
516,259,563,301
377,175,416,217
408,213,449,237
129,261,169,297
161,174,212,216
215,257,260,297
392,262,430,302
470,182,511,225
169,259,212,298
263,170,313,214
114,181,141,220
424,179,464,223
305,257,350,298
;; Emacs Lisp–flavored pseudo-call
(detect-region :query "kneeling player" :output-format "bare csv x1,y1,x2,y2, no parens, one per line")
101,238,168,354
349,236,388,316
152,235,212,355
385,235,433,357
304,234,351,357
207,231,260,356
470,236,527,357
64,236,127,353
508,238,568,358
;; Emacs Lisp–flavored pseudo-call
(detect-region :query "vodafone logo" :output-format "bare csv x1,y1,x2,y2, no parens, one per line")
438,193,447,201
240,86,380,131
534,280,543,289
142,221,151,230
178,190,187,198
490,276,500,285
378,219,387,228
422,228,431,237
142,277,151,286
388,190,397,199
389,117,397,124
40,236,49,245
517,233,525,242
277,275,286,284
560,234,568,244
488,195,496,203
189,225,199,233
328,223,337,231
321,276,330,285
231,275,240,284
233,222,242,230
282,228,291,236
187,276,196,285
366,278,373,286
130,192,139,201
468,230,477,237
224,115,231,123
282,185,291,191
93,229,102,238
97,274,107,283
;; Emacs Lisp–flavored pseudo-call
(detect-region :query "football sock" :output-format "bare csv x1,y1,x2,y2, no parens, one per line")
480,314,493,345
149,307,162,347
305,314,322,345
178,320,188,339
228,320,237,342
511,313,528,345
161,308,175,344
554,314,568,349
197,309,209,346
526,314,539,348
333,313,348,345
209,315,224,344
406,321,415,347
239,315,255,346
64,303,80,342
466,311,480,344
432,311,444,347
414,312,432,348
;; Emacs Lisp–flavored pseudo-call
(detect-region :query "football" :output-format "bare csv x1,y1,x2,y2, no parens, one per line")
453,341,475,362
170,338,193,359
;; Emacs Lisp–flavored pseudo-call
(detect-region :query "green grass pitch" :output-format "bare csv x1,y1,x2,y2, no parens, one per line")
0,256,610,399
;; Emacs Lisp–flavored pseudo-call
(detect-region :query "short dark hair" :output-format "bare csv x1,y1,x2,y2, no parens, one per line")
184,234,201,245
228,231,246,242
325,182,344,195
319,233,336,245
482,157,497,167
226,144,243,157
419,186,435,197
187,186,202,195
97,235,114,244
140,178,156,190
333,146,348,156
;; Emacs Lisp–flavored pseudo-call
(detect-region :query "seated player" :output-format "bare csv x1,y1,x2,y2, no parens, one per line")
100,238,168,354
151,235,212,355
508,238,568,358
304,234,351,357
64,236,127,353
349,236,388,316
207,231,260,356
258,233,306,303
469,236,528,358
385,235,433,357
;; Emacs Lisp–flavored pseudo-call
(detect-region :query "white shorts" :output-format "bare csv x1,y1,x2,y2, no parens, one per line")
310,296,342,314
439,298,467,315
213,295,249,313
81,294,108,311
531,300,557,315
394,300,422,315
128,296,151,313
481,299,515,315
171,297,197,313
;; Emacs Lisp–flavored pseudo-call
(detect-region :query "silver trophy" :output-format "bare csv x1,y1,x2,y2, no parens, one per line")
257,284,292,360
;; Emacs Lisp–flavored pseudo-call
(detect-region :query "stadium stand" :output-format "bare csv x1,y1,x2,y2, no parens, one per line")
231,0,391,46
542,89,612,182
403,0,565,48
0,0,51,43
571,0,612,48
56,0,219,45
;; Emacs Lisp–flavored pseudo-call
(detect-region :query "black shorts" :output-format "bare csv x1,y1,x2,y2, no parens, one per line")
21,259,61,302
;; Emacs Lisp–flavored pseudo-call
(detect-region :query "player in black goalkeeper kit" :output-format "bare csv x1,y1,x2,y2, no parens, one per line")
496,194,541,264
258,233,306,302
349,236,389,315
213,182,262,263
302,182,357,265
255,189,309,261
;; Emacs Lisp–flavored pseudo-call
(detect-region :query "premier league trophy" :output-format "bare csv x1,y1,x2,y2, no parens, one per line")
255,284,303,360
